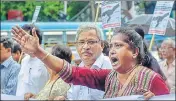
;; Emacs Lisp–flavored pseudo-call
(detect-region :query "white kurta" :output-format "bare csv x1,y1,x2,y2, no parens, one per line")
16,55,49,96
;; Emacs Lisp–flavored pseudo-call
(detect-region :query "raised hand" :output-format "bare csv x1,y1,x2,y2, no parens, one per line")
11,26,40,55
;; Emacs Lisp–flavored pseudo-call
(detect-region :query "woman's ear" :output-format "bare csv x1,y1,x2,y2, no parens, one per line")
7,48,11,53
132,48,139,59
101,40,104,48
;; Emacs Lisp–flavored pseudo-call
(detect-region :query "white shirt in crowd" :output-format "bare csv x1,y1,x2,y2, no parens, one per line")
67,53,112,100
160,59,175,93
16,55,49,96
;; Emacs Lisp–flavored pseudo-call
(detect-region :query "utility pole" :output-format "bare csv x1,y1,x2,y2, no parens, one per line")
90,1,95,21
64,1,67,15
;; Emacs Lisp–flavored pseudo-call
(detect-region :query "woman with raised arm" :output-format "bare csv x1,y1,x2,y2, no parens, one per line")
11,26,169,100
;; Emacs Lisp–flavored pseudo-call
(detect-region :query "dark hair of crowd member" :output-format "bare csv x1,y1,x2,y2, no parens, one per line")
113,27,145,64
0,36,13,52
128,24,145,39
12,42,22,54
102,40,110,56
21,24,42,44
51,44,72,63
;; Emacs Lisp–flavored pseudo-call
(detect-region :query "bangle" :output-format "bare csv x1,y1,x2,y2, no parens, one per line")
41,53,50,61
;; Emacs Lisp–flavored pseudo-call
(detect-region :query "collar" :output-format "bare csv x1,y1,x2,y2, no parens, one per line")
163,59,175,67
2,56,13,68
79,53,104,69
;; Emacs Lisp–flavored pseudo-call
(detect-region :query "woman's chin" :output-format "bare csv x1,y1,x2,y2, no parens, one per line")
113,64,120,71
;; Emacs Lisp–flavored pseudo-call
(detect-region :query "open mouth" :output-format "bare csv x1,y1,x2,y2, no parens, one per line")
111,57,119,66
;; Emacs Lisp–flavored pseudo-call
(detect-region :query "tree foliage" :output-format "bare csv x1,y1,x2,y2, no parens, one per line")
1,1,88,22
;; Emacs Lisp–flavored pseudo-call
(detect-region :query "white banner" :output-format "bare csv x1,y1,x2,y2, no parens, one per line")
148,1,174,35
101,1,121,29
102,94,175,100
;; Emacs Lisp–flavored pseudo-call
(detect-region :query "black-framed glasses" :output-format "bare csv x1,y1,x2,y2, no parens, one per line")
76,40,101,47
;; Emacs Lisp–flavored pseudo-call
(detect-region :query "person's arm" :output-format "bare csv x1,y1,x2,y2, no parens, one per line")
150,74,170,95
11,26,110,91
11,26,65,73
1,65,20,95
58,63,110,91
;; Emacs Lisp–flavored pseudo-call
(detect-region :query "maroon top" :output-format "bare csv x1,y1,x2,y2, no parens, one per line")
59,63,169,98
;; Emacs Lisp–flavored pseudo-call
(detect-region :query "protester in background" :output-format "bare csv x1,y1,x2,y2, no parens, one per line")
156,45,164,62
24,44,71,100
102,40,110,56
160,38,175,93
63,24,112,100
12,26,169,100
0,36,20,95
12,42,24,63
131,25,166,81
16,24,49,96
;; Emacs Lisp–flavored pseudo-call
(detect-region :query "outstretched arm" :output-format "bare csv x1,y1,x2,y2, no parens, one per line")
11,26,64,73
11,26,111,91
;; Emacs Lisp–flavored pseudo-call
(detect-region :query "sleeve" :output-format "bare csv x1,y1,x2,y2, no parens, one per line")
1,65,20,95
150,74,170,96
58,61,111,91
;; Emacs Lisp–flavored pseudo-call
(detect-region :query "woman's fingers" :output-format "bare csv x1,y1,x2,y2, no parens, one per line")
12,26,20,34
32,28,38,38
143,91,155,100
143,91,150,96
16,25,27,36
24,94,30,100
11,29,21,39
12,37,21,45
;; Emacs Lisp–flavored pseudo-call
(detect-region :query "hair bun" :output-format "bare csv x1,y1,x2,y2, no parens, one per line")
142,55,151,67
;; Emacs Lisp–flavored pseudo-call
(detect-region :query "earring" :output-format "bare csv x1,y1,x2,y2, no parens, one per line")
133,55,136,58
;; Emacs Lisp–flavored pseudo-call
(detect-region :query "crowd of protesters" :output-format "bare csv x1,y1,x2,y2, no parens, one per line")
0,23,175,100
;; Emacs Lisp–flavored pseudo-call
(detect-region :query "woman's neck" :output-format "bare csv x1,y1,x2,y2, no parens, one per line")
118,64,138,79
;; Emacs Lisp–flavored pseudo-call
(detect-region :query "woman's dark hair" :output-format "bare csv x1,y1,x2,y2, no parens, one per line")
113,27,145,64
12,42,22,54
134,27,167,80
51,44,72,63
128,24,145,39
21,24,42,44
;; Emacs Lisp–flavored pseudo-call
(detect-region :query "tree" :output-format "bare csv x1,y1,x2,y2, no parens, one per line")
1,1,89,22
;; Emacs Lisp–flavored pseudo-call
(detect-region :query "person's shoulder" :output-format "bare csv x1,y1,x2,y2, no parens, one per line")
102,55,112,69
9,60,20,73
138,66,157,76
102,55,111,63
21,55,30,62
10,59,20,68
